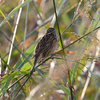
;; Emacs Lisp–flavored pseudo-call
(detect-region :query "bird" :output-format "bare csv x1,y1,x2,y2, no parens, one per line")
33,27,58,68
15,27,58,97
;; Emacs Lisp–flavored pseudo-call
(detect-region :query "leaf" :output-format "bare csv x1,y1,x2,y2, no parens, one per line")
0,71,26,95
56,83,77,100
51,0,67,27
86,67,100,91
0,54,11,70
62,32,80,41
0,10,18,41
51,79,77,100
72,8,100,84
13,42,37,70
0,42,37,96
0,0,32,27
87,8,100,32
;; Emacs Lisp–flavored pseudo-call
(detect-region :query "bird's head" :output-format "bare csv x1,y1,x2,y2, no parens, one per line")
46,27,56,34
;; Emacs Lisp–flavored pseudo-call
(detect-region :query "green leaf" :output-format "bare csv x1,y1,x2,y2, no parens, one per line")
0,54,11,70
51,0,67,27
87,8,100,32
72,8,100,84
51,79,77,100
86,67,100,91
0,0,32,27
56,83,77,100
0,42,37,96
0,71,26,95
0,10,14,33
13,42,37,70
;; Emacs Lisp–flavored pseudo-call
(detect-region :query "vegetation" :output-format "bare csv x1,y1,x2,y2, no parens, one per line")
0,0,100,100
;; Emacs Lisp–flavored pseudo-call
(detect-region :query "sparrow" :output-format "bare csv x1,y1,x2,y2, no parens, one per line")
33,27,58,67
15,27,58,97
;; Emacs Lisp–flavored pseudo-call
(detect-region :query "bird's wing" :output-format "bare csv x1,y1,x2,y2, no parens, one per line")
35,33,54,54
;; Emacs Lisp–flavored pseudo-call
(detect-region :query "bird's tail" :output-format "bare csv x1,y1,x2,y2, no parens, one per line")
33,57,37,67
33,55,40,67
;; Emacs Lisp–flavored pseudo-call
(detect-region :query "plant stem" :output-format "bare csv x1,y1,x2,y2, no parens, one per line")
68,70,73,100
53,0,66,57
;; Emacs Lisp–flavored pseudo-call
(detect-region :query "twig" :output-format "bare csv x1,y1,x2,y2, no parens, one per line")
25,60,56,100
13,68,35,99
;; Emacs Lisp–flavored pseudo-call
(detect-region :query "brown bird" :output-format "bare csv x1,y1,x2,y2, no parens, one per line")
15,27,58,97
33,27,58,67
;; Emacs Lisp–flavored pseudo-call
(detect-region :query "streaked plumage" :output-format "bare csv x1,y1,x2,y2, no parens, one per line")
33,27,58,67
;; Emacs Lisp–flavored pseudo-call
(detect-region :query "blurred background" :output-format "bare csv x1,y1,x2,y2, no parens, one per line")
0,0,100,100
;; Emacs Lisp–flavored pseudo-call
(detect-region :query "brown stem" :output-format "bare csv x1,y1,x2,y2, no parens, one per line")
68,70,73,100
13,68,35,99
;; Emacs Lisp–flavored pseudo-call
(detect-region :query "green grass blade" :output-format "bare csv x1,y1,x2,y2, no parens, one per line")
13,42,37,70
54,82,77,100
0,0,32,27
86,67,100,91
51,0,66,27
0,71,26,95
72,8,100,85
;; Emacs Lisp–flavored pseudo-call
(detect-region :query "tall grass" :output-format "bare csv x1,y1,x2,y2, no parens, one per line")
0,0,100,100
